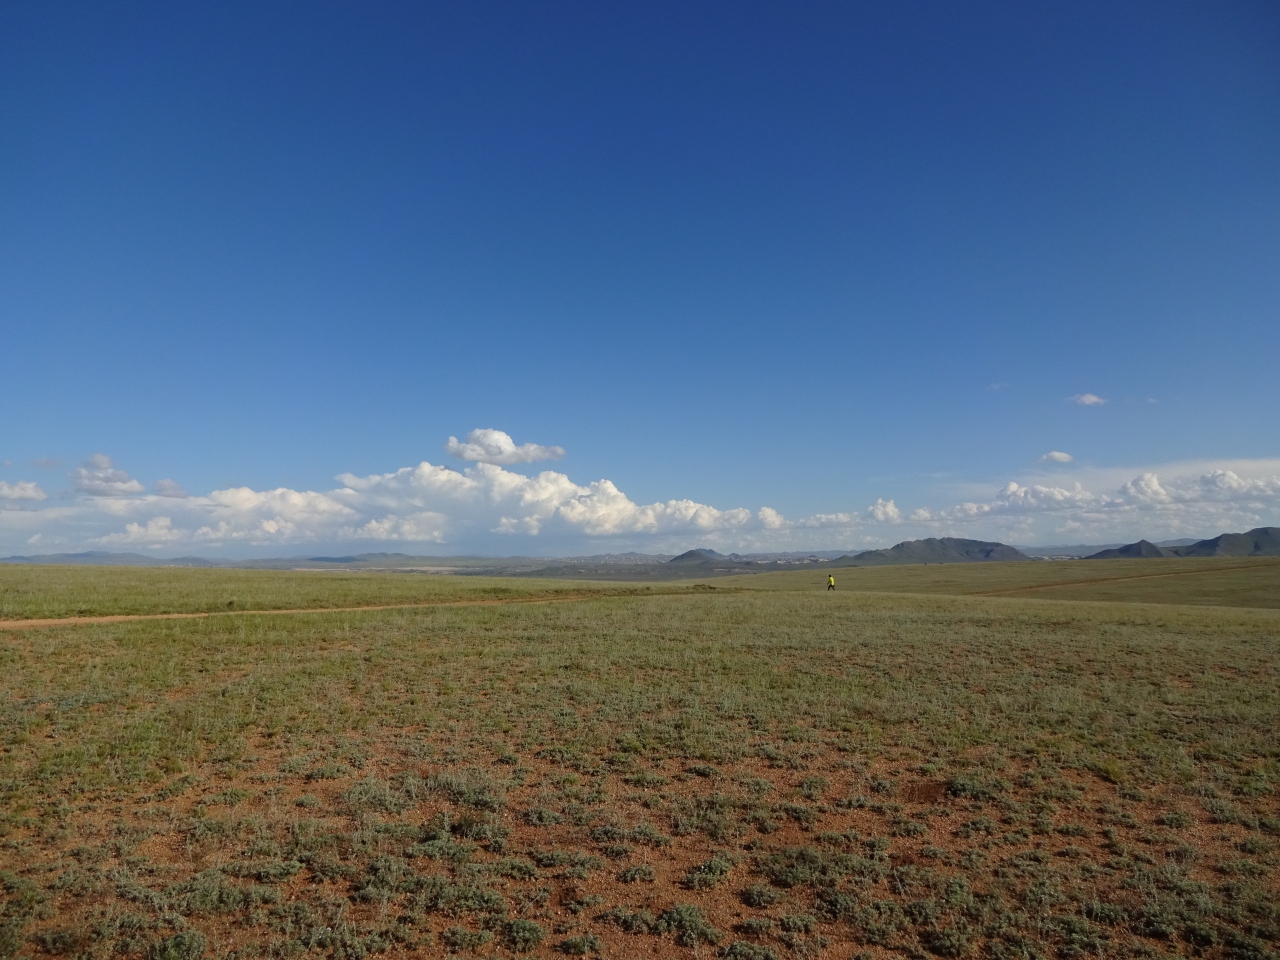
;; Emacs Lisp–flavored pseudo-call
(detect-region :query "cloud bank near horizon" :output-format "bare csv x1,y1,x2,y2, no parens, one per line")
2,432,1279,554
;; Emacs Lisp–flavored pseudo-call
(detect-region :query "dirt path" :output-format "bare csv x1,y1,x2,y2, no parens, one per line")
0,593,615,631
972,559,1280,596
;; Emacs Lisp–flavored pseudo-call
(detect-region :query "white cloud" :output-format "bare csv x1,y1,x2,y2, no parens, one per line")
1070,393,1107,406
0,480,47,502
349,513,449,542
155,479,189,498
72,455,145,497
868,499,902,523
445,428,565,465
1120,469,1280,505
1037,451,1073,463
927,462,1280,541
99,517,186,545
192,486,359,542
31,457,61,469
4,437,1280,555
758,507,786,529
338,461,755,539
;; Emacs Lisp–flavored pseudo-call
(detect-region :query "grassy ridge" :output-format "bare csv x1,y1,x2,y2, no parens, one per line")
1,575,1277,958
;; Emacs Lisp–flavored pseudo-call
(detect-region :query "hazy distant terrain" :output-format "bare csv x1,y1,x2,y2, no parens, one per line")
4,529,1278,583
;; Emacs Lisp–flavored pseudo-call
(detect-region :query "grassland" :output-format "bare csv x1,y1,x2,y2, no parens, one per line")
0,568,642,621
721,557,1280,610
0,562,1277,960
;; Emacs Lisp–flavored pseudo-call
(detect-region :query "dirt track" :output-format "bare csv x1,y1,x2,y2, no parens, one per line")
972,559,1278,595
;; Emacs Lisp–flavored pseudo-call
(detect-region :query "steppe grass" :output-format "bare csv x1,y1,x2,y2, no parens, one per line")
0,573,1277,959
0,567,634,620
721,556,1280,609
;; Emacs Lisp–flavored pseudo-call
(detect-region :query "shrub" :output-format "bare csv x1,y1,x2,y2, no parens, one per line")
737,917,775,936
600,908,657,934
501,919,545,952
758,846,884,888
618,864,656,883
946,775,1003,802
411,877,507,919
657,904,723,946
780,914,817,933
524,807,562,826
426,769,505,811
922,923,973,958
630,822,673,847
222,859,301,883
343,777,411,813
165,871,277,915
741,883,784,907
721,942,778,960
440,926,491,952
150,931,206,960
799,777,829,800
558,932,604,955
683,856,733,889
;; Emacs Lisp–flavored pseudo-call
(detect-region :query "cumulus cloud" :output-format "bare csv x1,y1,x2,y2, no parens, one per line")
758,507,786,529
928,463,1280,541
445,429,565,465
99,517,186,545
72,455,145,497
1070,393,1107,406
337,460,754,539
1119,469,1280,505
5,436,1280,555
868,499,902,523
1037,451,1073,463
0,480,47,502
154,479,189,498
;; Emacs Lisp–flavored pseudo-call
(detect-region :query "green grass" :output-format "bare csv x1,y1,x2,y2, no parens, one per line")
0,565,649,619
719,556,1280,609
0,566,1277,958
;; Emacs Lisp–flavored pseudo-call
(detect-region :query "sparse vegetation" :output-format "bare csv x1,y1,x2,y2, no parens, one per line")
0,561,1277,957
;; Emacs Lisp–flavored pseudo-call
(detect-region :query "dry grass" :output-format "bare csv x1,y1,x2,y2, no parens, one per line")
0,568,1277,959
0,567,647,621
718,557,1280,610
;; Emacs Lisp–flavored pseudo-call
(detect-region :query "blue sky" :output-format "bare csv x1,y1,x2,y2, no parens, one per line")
2,1,1278,556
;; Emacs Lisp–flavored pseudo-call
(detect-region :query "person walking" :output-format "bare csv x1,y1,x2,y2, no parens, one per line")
827,575,835,591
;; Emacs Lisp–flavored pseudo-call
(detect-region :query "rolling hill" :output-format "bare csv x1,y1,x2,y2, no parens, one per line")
1087,527,1280,560
1170,526,1280,557
831,537,1029,567
1084,540,1171,560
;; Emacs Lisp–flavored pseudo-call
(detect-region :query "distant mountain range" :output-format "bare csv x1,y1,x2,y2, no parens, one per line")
1084,527,1280,560
3,527,1277,576
1018,539,1197,558
0,550,226,567
829,537,1027,566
